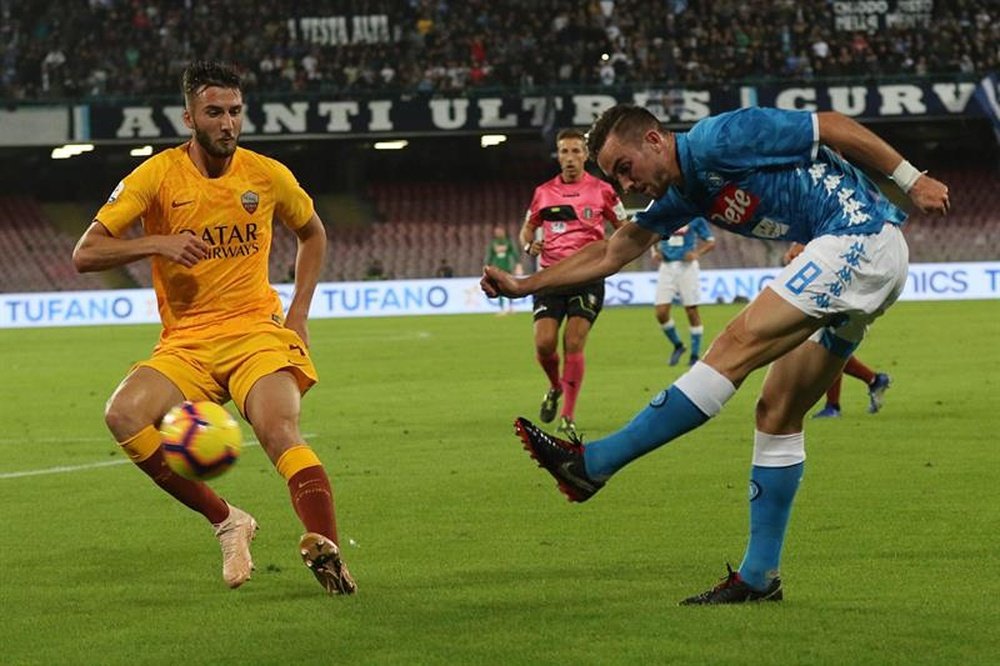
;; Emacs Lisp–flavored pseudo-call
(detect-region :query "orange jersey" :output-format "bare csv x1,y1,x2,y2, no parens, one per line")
95,144,314,336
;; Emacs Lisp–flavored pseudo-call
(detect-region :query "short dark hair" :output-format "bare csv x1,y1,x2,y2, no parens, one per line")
556,128,587,144
587,104,662,157
181,60,242,103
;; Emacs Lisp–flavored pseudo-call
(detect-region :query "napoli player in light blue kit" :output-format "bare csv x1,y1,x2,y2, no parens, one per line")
482,105,950,604
652,217,715,366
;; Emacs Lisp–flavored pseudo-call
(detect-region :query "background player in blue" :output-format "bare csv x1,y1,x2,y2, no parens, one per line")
481,105,950,604
652,217,715,366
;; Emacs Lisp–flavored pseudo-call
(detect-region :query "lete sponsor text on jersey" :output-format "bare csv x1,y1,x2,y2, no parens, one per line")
709,184,760,226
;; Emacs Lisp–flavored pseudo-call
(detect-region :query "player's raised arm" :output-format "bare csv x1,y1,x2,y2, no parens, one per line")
72,221,210,272
817,111,950,214
482,221,657,298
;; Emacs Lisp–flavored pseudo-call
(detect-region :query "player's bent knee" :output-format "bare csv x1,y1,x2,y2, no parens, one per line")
754,395,779,426
535,342,557,357
104,397,147,442
253,419,304,460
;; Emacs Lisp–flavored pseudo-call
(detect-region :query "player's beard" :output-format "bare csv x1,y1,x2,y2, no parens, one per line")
193,125,238,159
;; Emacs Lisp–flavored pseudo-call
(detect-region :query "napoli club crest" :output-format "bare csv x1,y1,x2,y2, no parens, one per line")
241,190,259,214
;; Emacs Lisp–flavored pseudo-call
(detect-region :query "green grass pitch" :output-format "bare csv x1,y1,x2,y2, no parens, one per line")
1,300,997,664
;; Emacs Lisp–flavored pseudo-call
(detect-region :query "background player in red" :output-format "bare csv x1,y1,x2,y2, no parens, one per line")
518,128,628,437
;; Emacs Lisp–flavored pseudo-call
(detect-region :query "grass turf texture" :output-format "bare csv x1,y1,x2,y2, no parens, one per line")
1,300,997,664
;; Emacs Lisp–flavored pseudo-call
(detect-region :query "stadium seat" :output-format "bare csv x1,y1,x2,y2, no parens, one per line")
0,196,107,293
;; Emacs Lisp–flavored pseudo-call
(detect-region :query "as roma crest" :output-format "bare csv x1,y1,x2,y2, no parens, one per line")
241,190,259,214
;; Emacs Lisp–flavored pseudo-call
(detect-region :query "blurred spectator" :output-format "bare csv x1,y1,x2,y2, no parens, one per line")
364,255,386,281
485,223,522,313
40,46,67,94
1,0,996,101
434,258,454,278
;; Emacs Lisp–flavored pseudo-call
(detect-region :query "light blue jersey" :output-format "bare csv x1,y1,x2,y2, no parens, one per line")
635,107,907,243
658,217,714,262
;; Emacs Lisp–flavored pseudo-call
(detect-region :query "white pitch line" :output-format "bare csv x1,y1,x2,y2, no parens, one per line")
0,436,307,481
0,459,131,479
0,436,111,445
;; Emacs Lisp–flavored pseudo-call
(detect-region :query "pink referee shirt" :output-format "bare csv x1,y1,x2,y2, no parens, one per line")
525,172,627,268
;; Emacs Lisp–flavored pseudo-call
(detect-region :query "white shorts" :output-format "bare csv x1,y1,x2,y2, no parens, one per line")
655,260,701,306
769,224,909,353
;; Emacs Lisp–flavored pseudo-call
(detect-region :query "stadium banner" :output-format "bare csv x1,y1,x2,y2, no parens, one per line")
974,73,1000,146
287,14,391,45
2,261,998,329
5,79,979,145
831,0,933,32
0,106,70,145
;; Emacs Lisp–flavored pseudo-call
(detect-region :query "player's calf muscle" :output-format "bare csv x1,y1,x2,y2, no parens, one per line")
701,322,763,383
704,326,806,386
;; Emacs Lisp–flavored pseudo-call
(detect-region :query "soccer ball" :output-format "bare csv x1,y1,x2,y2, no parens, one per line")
160,401,242,481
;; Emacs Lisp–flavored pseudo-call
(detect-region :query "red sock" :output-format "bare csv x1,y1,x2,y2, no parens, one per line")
288,466,339,543
844,356,876,385
137,449,229,524
537,352,561,390
825,375,843,407
561,352,585,419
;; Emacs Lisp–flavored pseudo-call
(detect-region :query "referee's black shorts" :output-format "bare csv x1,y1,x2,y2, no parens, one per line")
531,280,605,325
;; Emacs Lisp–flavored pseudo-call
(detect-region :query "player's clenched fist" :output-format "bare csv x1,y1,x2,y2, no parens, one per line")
160,231,211,267
481,265,525,298
908,174,951,215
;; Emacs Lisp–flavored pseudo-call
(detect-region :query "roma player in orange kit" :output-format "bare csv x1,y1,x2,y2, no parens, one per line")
72,61,355,595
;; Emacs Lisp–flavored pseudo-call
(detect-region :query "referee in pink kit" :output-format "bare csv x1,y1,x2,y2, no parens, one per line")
518,128,628,438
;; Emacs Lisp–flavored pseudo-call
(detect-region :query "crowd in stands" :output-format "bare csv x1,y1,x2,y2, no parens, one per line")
0,1,996,290
2,0,996,101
